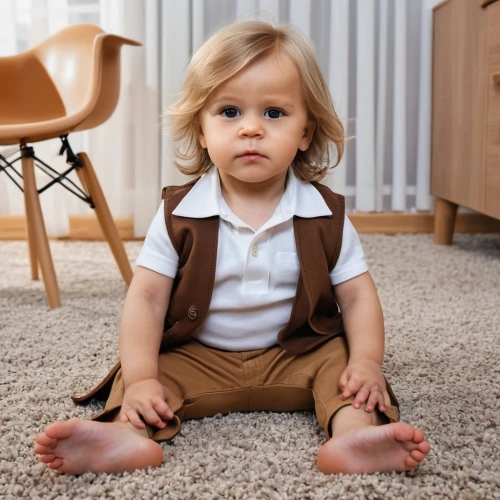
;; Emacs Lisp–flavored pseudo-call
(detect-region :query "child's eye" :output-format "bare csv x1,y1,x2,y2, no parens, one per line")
221,107,240,118
264,108,285,119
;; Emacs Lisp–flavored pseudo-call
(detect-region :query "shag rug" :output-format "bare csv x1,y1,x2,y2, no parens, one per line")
1,234,499,499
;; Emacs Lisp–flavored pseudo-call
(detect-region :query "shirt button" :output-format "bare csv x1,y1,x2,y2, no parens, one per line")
188,306,198,320
251,245,259,257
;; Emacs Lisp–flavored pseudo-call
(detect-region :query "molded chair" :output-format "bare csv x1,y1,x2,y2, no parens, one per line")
0,24,141,308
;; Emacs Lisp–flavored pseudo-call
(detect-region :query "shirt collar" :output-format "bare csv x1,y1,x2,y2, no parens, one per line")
172,165,332,219
172,166,221,218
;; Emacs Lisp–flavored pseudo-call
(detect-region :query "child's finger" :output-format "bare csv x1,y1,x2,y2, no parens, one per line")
153,399,174,420
338,369,349,391
340,378,361,400
352,386,370,408
140,405,166,429
123,409,145,429
377,391,386,412
365,389,381,412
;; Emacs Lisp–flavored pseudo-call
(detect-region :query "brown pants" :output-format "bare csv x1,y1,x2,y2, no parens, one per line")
92,336,399,441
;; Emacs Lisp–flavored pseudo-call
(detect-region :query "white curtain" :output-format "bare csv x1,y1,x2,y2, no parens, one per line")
0,0,441,237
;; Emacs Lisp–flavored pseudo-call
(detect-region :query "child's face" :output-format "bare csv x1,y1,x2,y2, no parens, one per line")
198,48,314,186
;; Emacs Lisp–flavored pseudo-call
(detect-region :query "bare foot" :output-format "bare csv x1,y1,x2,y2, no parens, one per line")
316,422,430,474
34,418,163,474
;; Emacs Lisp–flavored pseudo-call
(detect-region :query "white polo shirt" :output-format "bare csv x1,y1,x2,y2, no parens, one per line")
136,166,368,351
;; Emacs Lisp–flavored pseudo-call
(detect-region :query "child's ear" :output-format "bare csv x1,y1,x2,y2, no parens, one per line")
298,118,316,152
198,119,207,148
199,126,207,149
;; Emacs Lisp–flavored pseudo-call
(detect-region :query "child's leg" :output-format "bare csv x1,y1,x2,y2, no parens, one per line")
34,413,163,475
316,403,430,475
292,336,432,474
36,340,251,474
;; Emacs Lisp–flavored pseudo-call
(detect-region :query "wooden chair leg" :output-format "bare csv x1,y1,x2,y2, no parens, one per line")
75,152,133,285
24,194,39,280
21,151,61,308
434,197,458,245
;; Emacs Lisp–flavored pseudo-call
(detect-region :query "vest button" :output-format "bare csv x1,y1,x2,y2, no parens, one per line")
188,306,198,320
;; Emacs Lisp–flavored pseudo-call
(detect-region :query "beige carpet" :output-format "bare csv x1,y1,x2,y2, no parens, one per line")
1,234,499,499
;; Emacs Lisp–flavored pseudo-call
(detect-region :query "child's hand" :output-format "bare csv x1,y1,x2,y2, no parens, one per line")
119,378,174,430
338,359,391,413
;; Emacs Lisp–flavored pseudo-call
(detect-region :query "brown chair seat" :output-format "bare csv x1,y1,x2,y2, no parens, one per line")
0,24,141,308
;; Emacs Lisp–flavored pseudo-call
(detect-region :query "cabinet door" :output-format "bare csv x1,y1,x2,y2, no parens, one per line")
485,0,500,218
431,0,488,212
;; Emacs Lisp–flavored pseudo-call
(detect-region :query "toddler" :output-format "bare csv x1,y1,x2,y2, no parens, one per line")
34,20,430,475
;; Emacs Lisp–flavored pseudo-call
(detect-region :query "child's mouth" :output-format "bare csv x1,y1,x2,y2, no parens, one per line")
238,150,266,160
241,154,264,160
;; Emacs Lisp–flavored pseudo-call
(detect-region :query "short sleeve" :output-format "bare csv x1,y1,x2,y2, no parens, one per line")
329,215,369,285
135,201,179,278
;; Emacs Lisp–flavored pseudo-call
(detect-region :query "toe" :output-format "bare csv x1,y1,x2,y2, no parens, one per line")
49,458,64,469
417,440,431,455
393,422,416,443
40,454,56,463
413,428,425,443
44,421,73,440
34,443,51,455
403,455,419,470
410,449,426,463
36,433,56,447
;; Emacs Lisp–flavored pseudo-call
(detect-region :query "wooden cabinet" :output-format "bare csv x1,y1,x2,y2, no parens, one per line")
431,0,500,244
486,1,500,218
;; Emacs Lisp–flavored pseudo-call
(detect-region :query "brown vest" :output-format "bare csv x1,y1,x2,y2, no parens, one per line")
160,177,346,355
71,177,347,405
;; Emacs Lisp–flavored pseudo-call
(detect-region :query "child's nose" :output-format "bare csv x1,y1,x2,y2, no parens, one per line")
238,115,264,138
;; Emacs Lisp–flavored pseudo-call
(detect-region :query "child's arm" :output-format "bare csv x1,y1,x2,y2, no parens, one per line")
120,266,173,386
333,271,392,413
117,266,174,429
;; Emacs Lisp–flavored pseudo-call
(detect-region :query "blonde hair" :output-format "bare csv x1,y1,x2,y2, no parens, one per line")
166,20,347,182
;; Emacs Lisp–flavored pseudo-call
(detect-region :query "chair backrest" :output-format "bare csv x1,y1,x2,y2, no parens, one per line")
34,24,105,116
0,24,141,144
0,53,66,125
72,31,133,132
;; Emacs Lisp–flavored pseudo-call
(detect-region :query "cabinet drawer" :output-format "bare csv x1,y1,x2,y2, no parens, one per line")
485,0,500,218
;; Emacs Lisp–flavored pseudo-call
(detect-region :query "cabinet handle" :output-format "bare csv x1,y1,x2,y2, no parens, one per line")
494,73,500,85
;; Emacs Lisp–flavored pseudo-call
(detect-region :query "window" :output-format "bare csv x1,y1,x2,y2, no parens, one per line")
0,0,100,56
